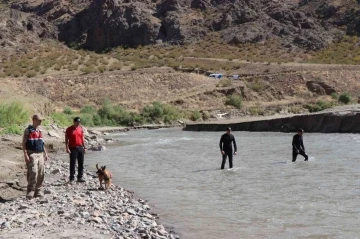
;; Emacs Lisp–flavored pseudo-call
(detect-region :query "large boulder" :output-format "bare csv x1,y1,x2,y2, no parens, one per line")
82,0,161,50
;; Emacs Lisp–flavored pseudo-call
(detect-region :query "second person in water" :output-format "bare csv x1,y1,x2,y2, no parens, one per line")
219,127,237,169
292,128,308,162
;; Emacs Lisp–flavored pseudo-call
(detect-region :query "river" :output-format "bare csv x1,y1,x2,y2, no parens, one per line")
85,128,360,239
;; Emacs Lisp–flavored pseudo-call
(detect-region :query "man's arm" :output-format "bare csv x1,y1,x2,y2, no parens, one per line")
233,136,237,152
301,138,305,152
22,129,30,163
43,144,49,161
82,127,86,153
65,131,70,153
219,136,223,151
292,136,299,151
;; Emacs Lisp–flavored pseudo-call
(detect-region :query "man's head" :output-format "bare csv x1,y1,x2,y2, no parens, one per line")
73,117,81,127
32,114,43,127
226,127,231,134
297,128,304,136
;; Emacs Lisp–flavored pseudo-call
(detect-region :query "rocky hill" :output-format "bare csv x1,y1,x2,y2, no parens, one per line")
1,0,360,52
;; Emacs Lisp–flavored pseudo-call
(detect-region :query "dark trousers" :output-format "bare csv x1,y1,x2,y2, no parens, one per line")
69,146,84,180
292,150,308,162
221,151,233,169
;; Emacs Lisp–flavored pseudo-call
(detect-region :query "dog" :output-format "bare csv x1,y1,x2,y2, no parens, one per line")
96,164,113,190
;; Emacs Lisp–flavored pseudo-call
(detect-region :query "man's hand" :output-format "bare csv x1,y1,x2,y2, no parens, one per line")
234,152,237,155
44,154,49,161
221,151,225,155
24,154,30,163
66,148,70,154
84,148,87,154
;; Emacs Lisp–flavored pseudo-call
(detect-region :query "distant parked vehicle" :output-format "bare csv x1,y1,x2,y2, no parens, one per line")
209,73,223,79
229,74,240,80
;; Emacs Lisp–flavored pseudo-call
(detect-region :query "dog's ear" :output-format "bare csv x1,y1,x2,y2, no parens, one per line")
102,166,106,171
96,164,100,170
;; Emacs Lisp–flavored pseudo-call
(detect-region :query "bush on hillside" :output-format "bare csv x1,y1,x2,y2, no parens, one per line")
304,101,334,113
141,101,184,124
63,107,73,115
190,111,202,121
225,95,242,109
80,106,96,114
51,112,72,126
338,92,352,104
0,102,29,134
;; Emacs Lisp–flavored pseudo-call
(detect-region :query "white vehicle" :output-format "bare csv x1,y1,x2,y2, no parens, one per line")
209,73,223,79
229,75,240,80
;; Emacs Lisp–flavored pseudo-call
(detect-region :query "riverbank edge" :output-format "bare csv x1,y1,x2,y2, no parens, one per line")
0,156,178,239
0,126,179,239
183,111,360,133
89,125,183,134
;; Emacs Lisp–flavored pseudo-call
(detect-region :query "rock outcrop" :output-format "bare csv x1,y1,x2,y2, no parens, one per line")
4,0,360,51
0,7,56,52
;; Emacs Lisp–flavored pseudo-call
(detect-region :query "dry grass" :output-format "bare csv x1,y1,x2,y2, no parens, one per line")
0,45,116,78
310,36,360,64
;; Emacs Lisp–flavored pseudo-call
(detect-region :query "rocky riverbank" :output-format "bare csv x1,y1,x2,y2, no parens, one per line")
0,157,178,239
183,104,360,133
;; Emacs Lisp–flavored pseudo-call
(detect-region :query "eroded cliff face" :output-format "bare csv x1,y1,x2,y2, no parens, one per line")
184,105,360,133
3,0,360,51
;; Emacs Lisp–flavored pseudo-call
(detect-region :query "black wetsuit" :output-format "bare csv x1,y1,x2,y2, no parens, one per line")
219,133,237,169
292,134,308,162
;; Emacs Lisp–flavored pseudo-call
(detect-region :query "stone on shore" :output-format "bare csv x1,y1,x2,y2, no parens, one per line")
0,158,177,239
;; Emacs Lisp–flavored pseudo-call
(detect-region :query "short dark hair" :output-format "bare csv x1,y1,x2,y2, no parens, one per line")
226,127,231,131
297,128,304,132
73,117,81,122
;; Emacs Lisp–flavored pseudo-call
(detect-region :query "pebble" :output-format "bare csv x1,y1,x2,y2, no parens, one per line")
126,209,137,216
0,157,178,239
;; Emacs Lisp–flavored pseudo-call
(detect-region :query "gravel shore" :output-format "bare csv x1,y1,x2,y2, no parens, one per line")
0,156,178,239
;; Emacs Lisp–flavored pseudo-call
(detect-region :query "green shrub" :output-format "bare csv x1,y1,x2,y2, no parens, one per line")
338,92,352,104
80,106,96,114
190,111,202,121
26,70,37,78
98,65,106,73
51,112,72,126
2,125,24,135
141,101,183,124
80,66,95,74
225,95,242,109
79,114,95,127
331,93,339,100
249,106,264,116
93,114,102,126
304,101,334,113
0,102,29,134
202,111,211,120
97,100,134,126
63,107,73,115
248,79,266,92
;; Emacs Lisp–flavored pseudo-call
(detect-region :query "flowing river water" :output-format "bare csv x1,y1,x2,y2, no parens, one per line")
85,128,360,239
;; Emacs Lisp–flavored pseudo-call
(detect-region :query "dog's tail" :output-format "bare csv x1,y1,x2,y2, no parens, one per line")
96,164,100,170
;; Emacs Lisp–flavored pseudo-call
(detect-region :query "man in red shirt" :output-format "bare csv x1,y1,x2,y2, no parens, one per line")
65,117,86,183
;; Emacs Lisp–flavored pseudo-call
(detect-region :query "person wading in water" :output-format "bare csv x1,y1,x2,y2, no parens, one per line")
292,128,309,162
219,127,237,169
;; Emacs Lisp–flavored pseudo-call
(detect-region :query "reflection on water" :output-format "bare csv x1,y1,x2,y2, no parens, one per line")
86,129,360,239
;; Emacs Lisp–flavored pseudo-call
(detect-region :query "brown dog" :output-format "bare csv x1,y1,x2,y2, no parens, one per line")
96,164,112,190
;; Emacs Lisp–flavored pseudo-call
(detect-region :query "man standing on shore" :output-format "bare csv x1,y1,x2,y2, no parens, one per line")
292,128,309,162
219,127,237,170
23,114,49,199
65,117,86,183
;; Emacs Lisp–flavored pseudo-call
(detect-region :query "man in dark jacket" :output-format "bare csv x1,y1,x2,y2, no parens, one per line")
292,128,308,162
219,127,237,169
